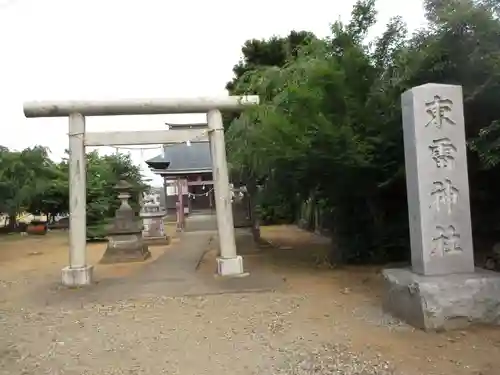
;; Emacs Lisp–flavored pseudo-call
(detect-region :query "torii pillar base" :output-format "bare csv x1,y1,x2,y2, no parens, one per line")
61,265,94,287
216,256,248,277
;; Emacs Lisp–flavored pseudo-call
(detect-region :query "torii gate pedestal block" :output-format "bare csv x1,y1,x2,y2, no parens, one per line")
61,265,94,287
100,181,151,264
216,256,247,277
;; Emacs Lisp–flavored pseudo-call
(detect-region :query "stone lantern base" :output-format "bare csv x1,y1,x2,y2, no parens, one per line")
141,213,170,246
143,236,170,246
140,196,170,246
99,179,151,264
100,232,151,264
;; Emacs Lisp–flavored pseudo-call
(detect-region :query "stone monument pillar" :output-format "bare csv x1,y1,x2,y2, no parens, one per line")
100,180,151,264
140,194,170,245
382,83,500,331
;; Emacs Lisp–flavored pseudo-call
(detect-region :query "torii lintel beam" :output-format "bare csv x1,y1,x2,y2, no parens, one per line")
23,96,260,118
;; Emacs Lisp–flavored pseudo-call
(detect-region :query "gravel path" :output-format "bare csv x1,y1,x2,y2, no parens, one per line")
0,293,399,375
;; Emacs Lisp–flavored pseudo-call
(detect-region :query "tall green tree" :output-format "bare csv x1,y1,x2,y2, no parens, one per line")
226,0,500,263
0,146,55,229
0,147,147,238
224,31,318,130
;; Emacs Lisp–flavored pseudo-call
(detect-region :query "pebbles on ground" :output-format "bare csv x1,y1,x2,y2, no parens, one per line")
0,293,401,375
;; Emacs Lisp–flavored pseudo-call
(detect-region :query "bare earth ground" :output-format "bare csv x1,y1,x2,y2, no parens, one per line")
0,224,499,375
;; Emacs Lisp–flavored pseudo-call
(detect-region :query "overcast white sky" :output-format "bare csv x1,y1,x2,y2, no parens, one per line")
0,0,426,186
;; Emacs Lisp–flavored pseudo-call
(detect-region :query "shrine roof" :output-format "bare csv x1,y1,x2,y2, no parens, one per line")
146,141,212,175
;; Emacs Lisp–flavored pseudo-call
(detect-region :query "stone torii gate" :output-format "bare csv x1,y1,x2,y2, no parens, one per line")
23,96,259,286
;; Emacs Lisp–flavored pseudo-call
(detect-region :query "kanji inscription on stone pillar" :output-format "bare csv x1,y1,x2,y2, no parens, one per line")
402,83,474,275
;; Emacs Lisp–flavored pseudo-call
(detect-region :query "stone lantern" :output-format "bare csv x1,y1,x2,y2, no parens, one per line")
140,193,169,245
100,180,151,264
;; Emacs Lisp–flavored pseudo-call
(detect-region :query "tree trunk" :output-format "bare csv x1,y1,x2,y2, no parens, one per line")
7,213,17,232
306,192,317,231
314,206,321,234
247,180,261,243
328,210,344,266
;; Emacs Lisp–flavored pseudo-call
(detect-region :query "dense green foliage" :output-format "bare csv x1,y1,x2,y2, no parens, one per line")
0,146,146,239
226,0,500,263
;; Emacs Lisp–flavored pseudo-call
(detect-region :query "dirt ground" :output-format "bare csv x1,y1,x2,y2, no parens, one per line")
1,225,500,375
0,223,178,303
200,226,500,375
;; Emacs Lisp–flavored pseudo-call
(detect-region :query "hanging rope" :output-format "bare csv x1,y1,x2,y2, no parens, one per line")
187,188,214,198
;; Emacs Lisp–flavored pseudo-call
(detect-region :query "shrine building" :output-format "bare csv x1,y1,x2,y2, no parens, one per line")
145,123,251,227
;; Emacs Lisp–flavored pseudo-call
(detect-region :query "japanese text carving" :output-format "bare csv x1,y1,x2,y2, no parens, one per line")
425,95,456,129
431,225,463,257
429,138,456,169
431,179,459,214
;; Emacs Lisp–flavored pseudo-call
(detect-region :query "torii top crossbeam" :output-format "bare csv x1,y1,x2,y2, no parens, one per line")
23,96,260,117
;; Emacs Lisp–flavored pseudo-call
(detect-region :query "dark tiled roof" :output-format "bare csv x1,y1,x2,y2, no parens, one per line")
146,142,212,174
146,154,168,164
